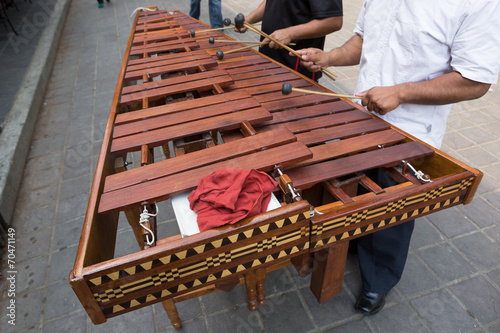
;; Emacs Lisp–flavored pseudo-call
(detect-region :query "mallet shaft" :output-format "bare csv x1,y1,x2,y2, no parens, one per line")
291,87,360,99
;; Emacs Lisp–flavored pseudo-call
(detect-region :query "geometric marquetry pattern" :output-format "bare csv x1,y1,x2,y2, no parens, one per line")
311,178,474,248
311,178,473,244
88,212,309,310
101,242,304,316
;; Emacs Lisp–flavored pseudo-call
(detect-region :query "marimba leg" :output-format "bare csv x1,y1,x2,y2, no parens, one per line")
309,242,349,304
162,298,182,330
244,271,258,311
256,268,266,305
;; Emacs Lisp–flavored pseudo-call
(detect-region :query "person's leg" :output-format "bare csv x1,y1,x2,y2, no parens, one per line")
189,0,201,20
354,168,415,314
208,0,223,28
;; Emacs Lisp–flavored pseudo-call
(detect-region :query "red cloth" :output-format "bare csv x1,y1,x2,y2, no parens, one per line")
188,168,278,232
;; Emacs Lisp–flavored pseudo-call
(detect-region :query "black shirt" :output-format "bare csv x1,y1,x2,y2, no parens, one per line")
260,0,343,80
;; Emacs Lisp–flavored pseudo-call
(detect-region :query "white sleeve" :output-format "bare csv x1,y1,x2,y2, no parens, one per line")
451,0,500,84
353,0,368,38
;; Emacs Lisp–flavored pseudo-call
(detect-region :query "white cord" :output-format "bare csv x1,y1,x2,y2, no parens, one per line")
403,160,432,183
130,7,157,18
139,204,159,245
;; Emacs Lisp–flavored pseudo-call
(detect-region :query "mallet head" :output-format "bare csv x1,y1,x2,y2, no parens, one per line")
282,83,293,95
216,51,224,60
190,30,195,37
234,13,245,30
209,36,214,44
223,18,232,26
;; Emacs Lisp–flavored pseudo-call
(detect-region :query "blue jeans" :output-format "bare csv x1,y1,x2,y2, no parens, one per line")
189,0,223,28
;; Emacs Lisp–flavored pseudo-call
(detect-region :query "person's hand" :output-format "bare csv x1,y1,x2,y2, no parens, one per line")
293,48,329,72
266,29,293,49
357,86,403,115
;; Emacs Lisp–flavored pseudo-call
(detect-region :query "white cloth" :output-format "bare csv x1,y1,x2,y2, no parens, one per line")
353,0,500,148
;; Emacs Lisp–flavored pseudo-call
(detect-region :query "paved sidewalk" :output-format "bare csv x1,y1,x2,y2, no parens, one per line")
1,0,500,332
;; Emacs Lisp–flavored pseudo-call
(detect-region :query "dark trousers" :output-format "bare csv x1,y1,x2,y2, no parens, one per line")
356,168,415,295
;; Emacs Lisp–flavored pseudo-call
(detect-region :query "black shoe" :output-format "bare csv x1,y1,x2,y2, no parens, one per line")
354,290,386,315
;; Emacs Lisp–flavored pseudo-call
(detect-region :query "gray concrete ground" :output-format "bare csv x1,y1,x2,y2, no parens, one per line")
0,0,500,332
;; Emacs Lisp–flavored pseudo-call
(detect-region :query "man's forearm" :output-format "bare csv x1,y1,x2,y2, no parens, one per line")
286,17,343,41
328,34,363,67
398,72,490,105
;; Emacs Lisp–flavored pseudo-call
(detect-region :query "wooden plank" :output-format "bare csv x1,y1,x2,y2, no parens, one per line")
110,107,272,153
261,94,338,112
130,41,200,56
130,37,195,52
104,127,298,193
122,69,229,95
279,110,372,134
99,142,313,213
119,75,234,105
289,130,406,169
127,49,208,66
115,90,252,125
125,57,218,80
258,101,356,126
286,141,434,190
132,28,190,44
113,97,261,138
296,118,390,146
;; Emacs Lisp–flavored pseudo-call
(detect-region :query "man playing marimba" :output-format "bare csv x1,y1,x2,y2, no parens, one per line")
236,0,343,81
296,0,500,315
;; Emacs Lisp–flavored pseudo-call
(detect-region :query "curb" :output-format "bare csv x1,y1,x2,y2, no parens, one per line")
0,0,71,225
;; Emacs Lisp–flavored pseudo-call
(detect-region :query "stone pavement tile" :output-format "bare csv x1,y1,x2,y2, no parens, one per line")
323,318,371,333
396,253,441,298
365,302,427,333
0,288,44,331
52,218,85,251
48,245,77,283
476,174,500,196
42,310,88,333
417,243,476,283
427,208,476,239
65,144,93,167
459,127,496,145
410,288,478,332
200,284,248,315
442,131,475,151
62,155,91,181
56,194,89,224
452,232,500,270
59,175,90,201
114,229,141,258
15,184,58,214
14,227,52,263
482,163,500,180
207,306,262,333
410,217,443,250
20,204,56,234
15,255,49,294
482,140,500,158
456,147,498,168
34,150,64,172
457,197,500,228
66,127,92,149
489,225,500,244
300,283,358,328
28,133,67,159
449,276,500,325
30,167,60,191
90,306,155,333
487,268,500,289
44,280,83,321
154,298,202,330
446,113,473,131
488,323,500,333
262,266,296,296
258,291,315,332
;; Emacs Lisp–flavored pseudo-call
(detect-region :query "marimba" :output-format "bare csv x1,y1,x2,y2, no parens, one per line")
70,8,482,328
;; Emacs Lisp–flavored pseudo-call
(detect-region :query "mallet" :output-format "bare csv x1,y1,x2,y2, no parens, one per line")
281,83,361,100
216,41,268,60
234,13,338,80
209,36,262,44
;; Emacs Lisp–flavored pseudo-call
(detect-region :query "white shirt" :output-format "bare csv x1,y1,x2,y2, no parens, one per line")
353,0,500,148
